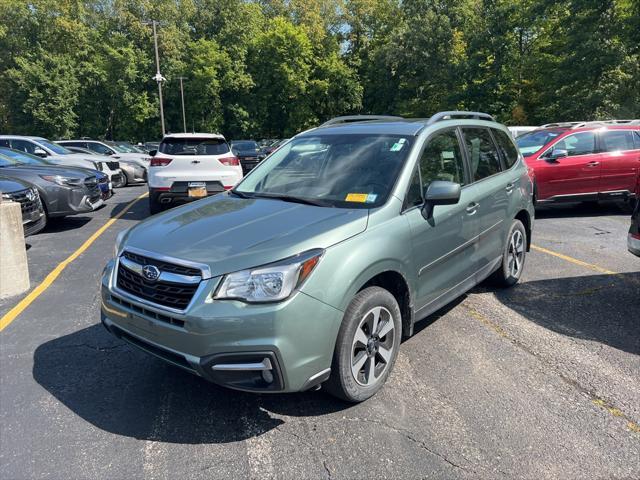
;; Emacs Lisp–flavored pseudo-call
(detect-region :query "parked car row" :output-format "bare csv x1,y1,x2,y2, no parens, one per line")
0,135,151,237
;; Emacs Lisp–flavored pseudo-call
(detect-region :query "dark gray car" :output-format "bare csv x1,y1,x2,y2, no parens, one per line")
0,152,103,219
0,175,46,236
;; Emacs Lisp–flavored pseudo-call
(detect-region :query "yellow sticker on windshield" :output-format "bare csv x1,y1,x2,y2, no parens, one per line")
345,193,368,202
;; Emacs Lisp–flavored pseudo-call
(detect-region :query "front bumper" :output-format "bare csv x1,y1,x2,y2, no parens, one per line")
121,164,147,184
46,185,103,217
100,258,342,392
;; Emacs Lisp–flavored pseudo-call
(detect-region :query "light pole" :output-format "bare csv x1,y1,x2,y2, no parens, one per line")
177,76,187,133
146,20,166,137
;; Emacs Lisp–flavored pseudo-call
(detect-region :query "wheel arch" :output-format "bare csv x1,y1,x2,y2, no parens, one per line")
514,209,532,251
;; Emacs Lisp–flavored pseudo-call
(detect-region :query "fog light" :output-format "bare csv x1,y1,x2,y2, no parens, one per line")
261,369,274,384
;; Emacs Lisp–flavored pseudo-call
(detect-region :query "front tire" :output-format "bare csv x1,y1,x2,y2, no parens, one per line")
491,219,527,287
325,287,402,402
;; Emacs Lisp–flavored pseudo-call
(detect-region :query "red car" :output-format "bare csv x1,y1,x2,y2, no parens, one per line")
516,121,640,205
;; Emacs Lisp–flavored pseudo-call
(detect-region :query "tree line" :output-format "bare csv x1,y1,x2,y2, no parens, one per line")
0,0,638,141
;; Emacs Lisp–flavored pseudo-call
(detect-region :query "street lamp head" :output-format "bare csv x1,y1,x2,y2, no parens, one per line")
153,73,166,83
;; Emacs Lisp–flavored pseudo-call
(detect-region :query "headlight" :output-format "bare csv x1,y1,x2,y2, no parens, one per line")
114,228,130,258
39,174,83,186
214,249,323,303
2,193,12,200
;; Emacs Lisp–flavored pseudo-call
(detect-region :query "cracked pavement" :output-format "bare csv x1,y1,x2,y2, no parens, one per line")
1,189,638,479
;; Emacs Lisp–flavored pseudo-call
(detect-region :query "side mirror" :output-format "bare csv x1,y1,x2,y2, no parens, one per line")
149,149,157,157
421,181,461,220
33,148,47,157
546,148,568,162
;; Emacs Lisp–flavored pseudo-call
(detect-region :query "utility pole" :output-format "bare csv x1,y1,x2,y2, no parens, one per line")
147,20,166,137
177,76,187,133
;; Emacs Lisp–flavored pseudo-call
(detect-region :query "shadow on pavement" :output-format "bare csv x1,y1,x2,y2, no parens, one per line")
109,197,150,221
491,271,640,355
535,202,632,219
41,216,92,233
33,324,349,444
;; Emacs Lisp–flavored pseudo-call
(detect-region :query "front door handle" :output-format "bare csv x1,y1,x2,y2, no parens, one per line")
505,182,515,194
586,161,600,167
466,202,479,215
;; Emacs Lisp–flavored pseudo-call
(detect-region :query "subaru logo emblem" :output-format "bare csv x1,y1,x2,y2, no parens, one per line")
142,265,161,282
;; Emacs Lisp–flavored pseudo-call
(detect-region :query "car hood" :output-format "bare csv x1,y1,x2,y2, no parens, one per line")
124,194,369,278
111,153,149,164
0,175,31,192
48,154,98,168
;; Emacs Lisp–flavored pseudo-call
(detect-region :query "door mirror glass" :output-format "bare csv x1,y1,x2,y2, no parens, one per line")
422,181,461,220
33,147,47,157
547,148,568,161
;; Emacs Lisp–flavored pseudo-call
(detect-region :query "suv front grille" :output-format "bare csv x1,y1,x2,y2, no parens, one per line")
116,251,203,310
84,176,100,197
7,188,42,217
122,251,202,277
106,161,120,170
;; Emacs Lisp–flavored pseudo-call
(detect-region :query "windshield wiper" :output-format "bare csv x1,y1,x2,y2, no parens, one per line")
250,193,332,207
228,189,252,199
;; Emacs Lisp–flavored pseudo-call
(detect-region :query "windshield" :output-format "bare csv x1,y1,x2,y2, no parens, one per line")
232,141,259,151
235,134,413,208
0,148,52,165
37,139,72,155
116,143,145,153
107,143,129,153
159,137,230,156
516,130,565,156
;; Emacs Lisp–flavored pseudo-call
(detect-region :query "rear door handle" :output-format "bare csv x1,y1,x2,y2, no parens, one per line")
586,161,600,167
466,202,479,215
505,182,515,194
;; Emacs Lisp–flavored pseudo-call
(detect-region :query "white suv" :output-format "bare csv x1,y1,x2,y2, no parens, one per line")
148,133,243,213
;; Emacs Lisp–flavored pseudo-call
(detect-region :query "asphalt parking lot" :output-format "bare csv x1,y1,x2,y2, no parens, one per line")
1,187,638,480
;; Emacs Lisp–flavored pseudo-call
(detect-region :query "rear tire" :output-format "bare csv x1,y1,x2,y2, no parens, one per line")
490,219,527,288
325,287,402,403
149,195,163,215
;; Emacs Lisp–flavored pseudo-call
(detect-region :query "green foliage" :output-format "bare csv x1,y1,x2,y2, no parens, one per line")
0,0,638,141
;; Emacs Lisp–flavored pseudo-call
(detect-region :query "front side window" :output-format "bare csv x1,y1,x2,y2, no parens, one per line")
549,132,595,157
10,139,38,154
236,134,413,208
601,130,635,152
493,129,520,168
419,129,466,187
461,128,502,181
159,137,230,156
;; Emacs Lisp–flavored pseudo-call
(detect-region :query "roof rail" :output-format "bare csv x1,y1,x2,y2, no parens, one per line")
539,122,583,128
570,119,640,128
319,115,404,127
427,111,495,125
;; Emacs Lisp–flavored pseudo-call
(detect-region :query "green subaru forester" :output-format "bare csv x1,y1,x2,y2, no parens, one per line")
101,112,534,402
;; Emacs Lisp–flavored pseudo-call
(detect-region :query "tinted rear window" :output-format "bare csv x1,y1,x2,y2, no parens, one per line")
493,129,520,168
159,138,229,155
232,141,259,150
601,130,635,152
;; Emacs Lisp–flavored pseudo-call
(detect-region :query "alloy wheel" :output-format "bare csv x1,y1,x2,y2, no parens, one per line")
351,306,395,386
507,230,525,278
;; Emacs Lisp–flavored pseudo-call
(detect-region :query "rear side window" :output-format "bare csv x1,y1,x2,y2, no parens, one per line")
0,139,9,148
601,130,635,152
461,128,502,181
551,132,595,156
160,137,230,156
492,129,520,168
419,129,466,187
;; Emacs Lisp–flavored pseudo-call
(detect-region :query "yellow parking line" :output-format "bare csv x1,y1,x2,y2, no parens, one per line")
531,244,616,275
0,192,148,332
